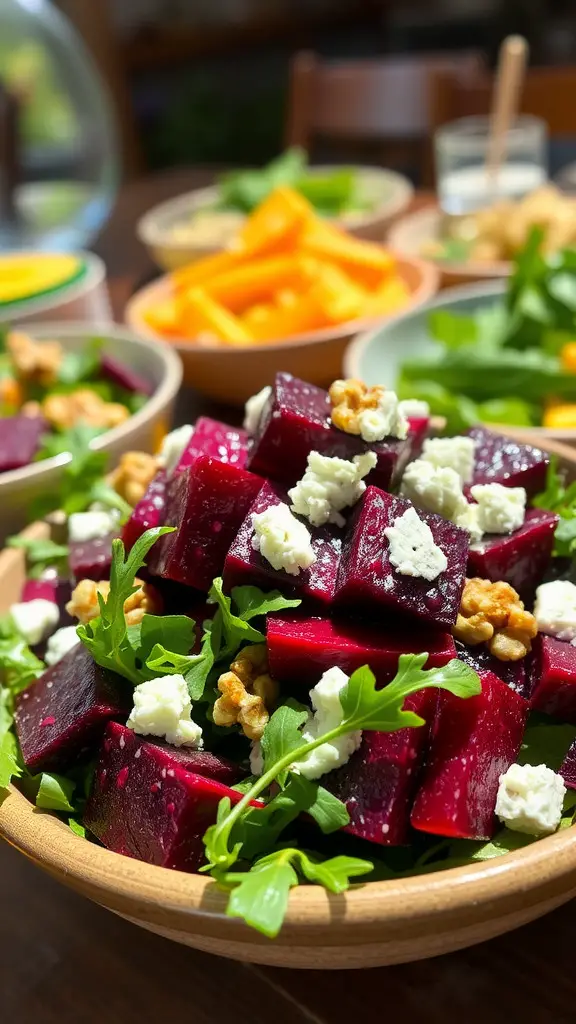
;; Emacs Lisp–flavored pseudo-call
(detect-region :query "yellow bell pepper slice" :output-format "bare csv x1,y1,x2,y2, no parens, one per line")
179,288,253,345
543,403,576,429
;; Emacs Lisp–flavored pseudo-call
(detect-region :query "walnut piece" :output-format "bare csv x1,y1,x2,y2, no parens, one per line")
66,576,161,625
329,378,387,436
109,451,158,507
41,388,130,431
453,577,537,661
213,643,278,740
7,330,63,386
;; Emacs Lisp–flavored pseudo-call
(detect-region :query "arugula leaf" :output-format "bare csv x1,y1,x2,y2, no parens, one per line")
261,699,310,783
231,584,301,623
88,480,132,521
0,636,45,693
7,535,69,577
518,714,576,772
57,338,102,385
533,457,576,556
0,727,21,788
31,424,108,519
428,309,478,349
286,774,350,833
68,818,87,838
35,772,76,812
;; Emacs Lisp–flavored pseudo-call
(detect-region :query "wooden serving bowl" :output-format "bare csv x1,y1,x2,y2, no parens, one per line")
2,436,576,969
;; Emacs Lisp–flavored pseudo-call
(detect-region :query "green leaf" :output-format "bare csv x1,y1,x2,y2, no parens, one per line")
0,725,21,789
230,585,301,623
68,818,87,838
287,774,350,833
0,636,45,693
35,772,76,813
475,397,536,428
7,535,69,577
208,578,267,650
395,376,479,435
518,715,576,772
57,338,102,385
428,309,478,349
88,480,132,521
261,700,310,783
31,424,109,520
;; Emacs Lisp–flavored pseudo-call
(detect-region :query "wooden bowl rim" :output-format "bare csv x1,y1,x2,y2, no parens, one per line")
387,205,513,278
124,251,440,354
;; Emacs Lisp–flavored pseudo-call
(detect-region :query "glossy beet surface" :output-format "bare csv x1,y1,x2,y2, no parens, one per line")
560,739,576,789
85,722,256,872
335,486,469,628
454,639,530,699
0,414,47,472
325,691,435,845
223,481,342,609
468,427,549,497
14,645,130,774
529,634,576,723
147,456,262,592
467,509,558,600
69,532,117,582
267,614,456,688
410,670,528,840
100,353,154,396
176,417,248,474
122,471,167,552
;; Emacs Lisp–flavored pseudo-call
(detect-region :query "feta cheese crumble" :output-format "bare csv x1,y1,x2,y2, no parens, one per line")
157,423,194,477
293,666,362,780
9,598,59,647
495,762,566,836
534,579,576,642
421,436,475,484
469,483,526,535
400,459,469,522
251,502,316,576
398,398,430,420
45,625,80,666
357,390,408,443
384,506,448,581
126,674,203,748
243,385,271,435
68,509,119,543
288,450,376,527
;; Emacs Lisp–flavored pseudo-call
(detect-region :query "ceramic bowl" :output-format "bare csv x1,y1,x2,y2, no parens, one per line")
1,436,576,970
0,253,112,326
137,168,414,272
124,253,439,405
0,322,182,541
345,279,576,444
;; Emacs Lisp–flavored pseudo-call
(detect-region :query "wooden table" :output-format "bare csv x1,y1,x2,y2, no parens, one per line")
2,171,574,1023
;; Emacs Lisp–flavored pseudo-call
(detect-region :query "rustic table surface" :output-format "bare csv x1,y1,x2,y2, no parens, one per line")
1,170,574,1024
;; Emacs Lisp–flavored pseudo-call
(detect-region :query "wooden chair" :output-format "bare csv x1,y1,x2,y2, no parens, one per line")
285,50,484,184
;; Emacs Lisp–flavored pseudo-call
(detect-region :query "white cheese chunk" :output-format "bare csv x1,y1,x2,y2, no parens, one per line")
453,502,484,547
126,674,203,748
288,450,376,527
243,385,271,435
157,423,194,477
400,459,469,522
68,509,119,543
495,762,566,836
384,506,448,581
251,502,316,576
45,625,80,666
9,598,59,647
293,666,362,780
534,579,576,642
398,399,430,420
421,436,476,484
469,483,526,535
357,389,408,443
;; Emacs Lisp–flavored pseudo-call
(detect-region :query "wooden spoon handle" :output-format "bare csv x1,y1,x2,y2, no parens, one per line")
486,35,528,181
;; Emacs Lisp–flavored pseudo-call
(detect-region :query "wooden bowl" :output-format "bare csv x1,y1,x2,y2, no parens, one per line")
2,434,576,969
124,254,439,406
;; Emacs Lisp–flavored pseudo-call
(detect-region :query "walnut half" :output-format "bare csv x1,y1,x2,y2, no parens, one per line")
109,451,159,507
328,378,386,436
453,577,537,661
213,644,278,740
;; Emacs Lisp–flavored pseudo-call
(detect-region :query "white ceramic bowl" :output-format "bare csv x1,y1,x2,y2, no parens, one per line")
0,253,112,327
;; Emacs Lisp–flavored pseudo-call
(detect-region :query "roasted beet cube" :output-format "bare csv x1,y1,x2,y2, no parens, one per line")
454,639,530,699
467,509,558,600
101,724,244,785
561,740,576,789
85,722,258,872
14,645,130,774
468,426,549,497
529,634,576,722
324,691,435,846
223,481,342,609
21,570,73,628
267,613,456,688
410,670,527,840
176,417,248,473
334,486,468,628
100,353,154,396
147,456,262,592
122,471,167,552
69,533,117,582
406,415,430,459
0,415,48,472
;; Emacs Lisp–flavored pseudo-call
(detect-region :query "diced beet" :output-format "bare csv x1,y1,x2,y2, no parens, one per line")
122,471,167,552
14,645,130,774
246,372,412,490
267,613,456,688
223,481,342,610
406,415,430,459
176,417,248,474
529,634,576,722
561,740,576,789
0,415,48,472
69,532,117,582
20,578,59,604
85,722,260,872
21,570,73,631
467,508,558,600
324,691,435,846
102,724,244,785
454,639,530,699
468,426,549,497
147,456,262,593
100,353,154,396
334,486,468,628
410,670,528,840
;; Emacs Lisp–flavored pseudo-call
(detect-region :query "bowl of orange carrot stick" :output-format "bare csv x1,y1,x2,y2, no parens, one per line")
126,187,439,404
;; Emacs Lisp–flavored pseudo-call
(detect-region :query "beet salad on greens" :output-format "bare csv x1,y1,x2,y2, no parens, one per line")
3,370,576,939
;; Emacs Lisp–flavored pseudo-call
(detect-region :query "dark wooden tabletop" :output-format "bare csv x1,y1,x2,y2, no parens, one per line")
2,170,574,1023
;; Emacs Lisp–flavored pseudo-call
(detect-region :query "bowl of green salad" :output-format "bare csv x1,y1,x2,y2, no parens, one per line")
346,228,576,441
137,148,413,272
